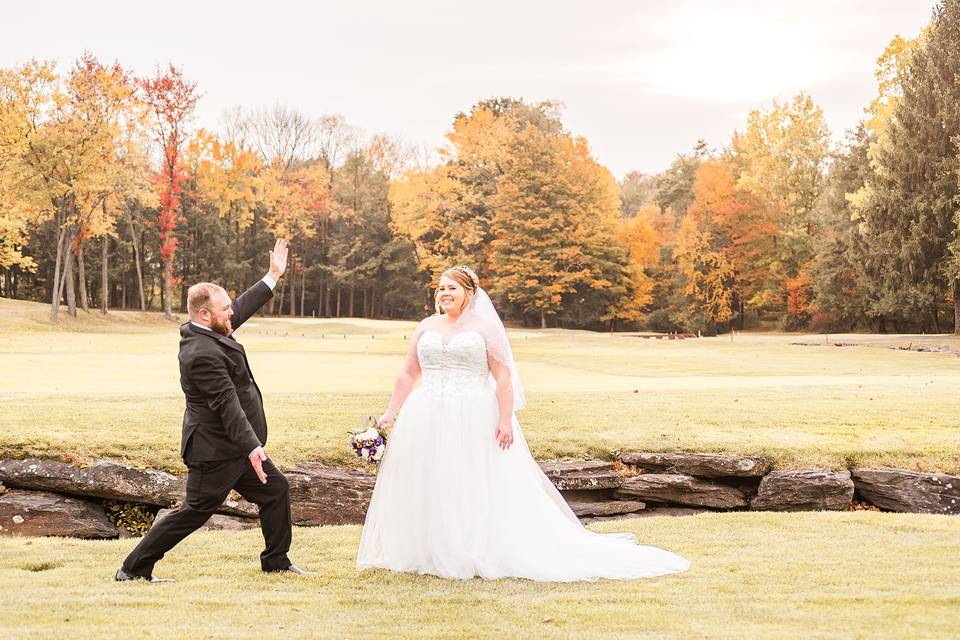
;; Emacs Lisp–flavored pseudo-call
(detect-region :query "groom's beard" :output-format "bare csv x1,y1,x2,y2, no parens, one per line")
209,317,232,336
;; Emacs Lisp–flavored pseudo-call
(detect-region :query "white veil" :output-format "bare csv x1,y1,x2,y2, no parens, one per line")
455,288,526,412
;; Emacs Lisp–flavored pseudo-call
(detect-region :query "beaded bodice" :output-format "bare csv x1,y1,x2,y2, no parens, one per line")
416,329,490,397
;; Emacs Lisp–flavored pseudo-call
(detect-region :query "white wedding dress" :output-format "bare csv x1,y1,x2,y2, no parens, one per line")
356,326,690,581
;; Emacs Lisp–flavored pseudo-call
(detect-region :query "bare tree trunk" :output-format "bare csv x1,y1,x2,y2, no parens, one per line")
100,234,109,314
124,208,146,311
77,243,89,312
319,274,325,317
362,287,369,317
276,278,286,316
57,253,67,307
65,246,77,317
162,260,174,320
145,270,155,309
954,280,960,335
540,310,547,329
300,267,306,317
3,268,11,298
336,287,341,318
50,218,68,322
121,252,126,309
349,285,355,318
288,260,296,317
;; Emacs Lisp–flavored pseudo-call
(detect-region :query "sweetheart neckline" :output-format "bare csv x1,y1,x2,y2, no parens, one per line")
420,328,482,347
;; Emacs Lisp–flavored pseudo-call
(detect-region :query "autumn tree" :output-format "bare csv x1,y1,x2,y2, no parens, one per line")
0,56,146,320
490,126,627,328
674,215,734,334
64,54,150,315
729,93,831,326
390,101,562,286
0,69,40,296
686,159,780,327
603,208,661,329
0,187,37,296
0,61,75,319
140,65,198,319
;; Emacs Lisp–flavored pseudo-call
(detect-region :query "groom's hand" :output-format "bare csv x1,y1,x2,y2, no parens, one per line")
267,239,289,281
249,446,268,484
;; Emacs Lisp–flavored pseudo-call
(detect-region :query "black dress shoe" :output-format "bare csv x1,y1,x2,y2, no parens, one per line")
115,567,175,583
265,563,315,575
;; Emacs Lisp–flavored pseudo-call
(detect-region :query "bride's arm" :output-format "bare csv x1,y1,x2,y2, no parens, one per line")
377,328,424,427
489,356,515,449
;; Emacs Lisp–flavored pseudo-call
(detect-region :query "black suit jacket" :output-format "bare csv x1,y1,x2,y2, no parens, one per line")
178,280,274,463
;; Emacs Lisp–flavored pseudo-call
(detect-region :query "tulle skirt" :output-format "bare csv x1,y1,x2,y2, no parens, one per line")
356,382,691,581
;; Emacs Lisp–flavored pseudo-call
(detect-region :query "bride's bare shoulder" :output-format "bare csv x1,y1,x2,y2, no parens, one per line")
415,314,444,332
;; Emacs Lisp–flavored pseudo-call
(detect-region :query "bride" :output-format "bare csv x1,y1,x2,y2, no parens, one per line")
356,266,690,581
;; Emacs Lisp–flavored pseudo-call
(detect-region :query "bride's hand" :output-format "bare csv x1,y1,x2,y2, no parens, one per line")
495,423,514,449
377,412,396,429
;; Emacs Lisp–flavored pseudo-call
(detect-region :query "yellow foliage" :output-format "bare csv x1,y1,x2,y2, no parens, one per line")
0,56,150,252
615,212,661,316
676,214,734,325
187,129,267,228
270,161,332,239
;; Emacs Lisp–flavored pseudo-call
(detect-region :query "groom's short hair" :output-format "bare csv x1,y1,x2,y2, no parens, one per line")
187,282,223,318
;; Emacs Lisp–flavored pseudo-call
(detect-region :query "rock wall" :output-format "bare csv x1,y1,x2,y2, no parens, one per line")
0,454,955,539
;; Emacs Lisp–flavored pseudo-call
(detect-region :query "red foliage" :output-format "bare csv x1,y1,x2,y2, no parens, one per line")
138,65,198,283
787,272,812,317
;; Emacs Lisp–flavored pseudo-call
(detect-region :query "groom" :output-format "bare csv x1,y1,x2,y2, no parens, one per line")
116,239,310,582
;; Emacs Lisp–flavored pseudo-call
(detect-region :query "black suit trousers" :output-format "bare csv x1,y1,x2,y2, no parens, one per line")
122,457,292,576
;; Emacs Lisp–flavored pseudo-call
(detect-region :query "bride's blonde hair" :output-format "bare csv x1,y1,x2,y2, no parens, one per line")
435,266,480,315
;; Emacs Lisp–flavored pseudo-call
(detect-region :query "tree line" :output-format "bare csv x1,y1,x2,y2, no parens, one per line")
1,0,959,332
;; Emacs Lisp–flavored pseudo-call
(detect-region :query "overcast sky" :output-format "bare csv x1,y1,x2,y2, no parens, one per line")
1,1,937,178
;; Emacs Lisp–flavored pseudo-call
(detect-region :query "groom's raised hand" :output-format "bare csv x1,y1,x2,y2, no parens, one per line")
267,239,289,282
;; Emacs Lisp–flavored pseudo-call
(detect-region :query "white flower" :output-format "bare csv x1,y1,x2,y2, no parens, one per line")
372,447,385,461
360,447,370,459
361,427,381,441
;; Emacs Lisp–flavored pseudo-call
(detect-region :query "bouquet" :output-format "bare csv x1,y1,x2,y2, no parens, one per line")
348,416,388,464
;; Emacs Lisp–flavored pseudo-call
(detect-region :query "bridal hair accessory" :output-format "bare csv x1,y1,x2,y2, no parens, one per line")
446,265,479,290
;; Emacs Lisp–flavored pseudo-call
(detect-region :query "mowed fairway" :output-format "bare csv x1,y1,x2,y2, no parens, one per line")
2,297,959,473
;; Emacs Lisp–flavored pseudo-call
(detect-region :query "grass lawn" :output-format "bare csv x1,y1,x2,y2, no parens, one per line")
3,299,959,638
2,297,959,473
0,511,957,639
